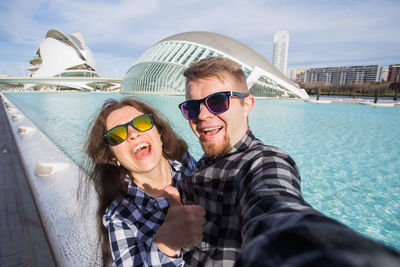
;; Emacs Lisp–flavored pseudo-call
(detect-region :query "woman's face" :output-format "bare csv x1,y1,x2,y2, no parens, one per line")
105,106,164,175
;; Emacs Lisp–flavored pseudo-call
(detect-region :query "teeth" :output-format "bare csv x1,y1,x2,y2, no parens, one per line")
204,126,222,132
132,143,149,154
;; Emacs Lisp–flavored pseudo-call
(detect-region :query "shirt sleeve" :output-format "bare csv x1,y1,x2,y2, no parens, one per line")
236,148,400,266
108,217,183,267
238,147,314,238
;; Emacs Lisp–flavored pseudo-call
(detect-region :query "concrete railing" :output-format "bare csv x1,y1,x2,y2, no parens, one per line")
1,93,100,266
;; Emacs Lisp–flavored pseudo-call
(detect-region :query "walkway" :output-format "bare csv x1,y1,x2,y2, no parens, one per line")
0,95,56,266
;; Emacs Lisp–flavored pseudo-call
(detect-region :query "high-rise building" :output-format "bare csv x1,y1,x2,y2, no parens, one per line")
273,31,289,75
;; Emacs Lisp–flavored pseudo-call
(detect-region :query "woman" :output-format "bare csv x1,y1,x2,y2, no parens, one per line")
82,98,205,266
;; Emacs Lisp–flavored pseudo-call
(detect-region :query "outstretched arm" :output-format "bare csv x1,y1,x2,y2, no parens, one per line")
236,150,400,267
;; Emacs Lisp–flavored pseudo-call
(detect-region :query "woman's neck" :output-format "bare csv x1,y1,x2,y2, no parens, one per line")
132,158,173,198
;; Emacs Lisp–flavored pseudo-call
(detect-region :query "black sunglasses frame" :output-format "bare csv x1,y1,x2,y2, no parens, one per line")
103,113,154,146
178,91,247,120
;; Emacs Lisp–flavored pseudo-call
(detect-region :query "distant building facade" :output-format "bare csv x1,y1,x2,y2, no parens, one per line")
380,67,389,82
28,29,98,78
272,31,289,76
388,64,400,82
286,68,297,81
122,31,308,98
26,29,99,90
302,65,384,85
294,68,308,82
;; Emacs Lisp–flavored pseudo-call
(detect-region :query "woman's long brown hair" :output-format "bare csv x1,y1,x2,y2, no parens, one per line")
80,97,188,266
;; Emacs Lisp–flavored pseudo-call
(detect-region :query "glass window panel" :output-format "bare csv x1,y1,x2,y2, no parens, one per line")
167,43,184,62
161,42,178,62
192,48,206,63
182,45,198,65
175,44,191,63
205,50,215,58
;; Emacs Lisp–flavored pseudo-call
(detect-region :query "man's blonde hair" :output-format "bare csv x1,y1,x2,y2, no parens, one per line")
183,57,249,95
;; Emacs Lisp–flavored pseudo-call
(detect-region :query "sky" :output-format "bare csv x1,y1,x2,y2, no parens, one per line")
0,0,399,78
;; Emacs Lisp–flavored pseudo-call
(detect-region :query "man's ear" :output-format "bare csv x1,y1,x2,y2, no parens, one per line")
243,95,254,116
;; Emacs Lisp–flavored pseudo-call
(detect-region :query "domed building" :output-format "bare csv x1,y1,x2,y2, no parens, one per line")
27,29,99,90
123,31,308,98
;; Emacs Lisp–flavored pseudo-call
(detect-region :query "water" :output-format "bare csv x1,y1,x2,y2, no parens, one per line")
4,92,400,251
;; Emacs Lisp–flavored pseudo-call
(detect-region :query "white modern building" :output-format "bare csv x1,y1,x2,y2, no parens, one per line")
26,29,100,90
272,31,289,76
123,31,308,98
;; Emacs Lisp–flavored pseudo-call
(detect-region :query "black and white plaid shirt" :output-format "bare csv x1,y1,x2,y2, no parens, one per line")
181,130,312,266
103,152,196,267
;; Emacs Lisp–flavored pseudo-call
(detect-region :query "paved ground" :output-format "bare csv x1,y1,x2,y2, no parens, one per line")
0,95,56,267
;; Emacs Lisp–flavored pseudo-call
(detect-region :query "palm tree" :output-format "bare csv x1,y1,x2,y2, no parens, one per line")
374,89,379,104
389,82,400,101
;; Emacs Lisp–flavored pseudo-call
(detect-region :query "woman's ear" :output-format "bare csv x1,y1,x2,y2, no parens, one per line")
111,157,120,167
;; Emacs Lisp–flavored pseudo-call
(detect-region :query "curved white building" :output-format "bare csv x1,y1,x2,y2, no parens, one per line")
27,29,99,90
123,31,308,98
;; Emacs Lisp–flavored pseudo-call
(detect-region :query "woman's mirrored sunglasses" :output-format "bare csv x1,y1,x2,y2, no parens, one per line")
103,113,154,146
178,91,247,120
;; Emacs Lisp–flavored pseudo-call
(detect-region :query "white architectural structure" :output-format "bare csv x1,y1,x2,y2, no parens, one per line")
273,31,289,76
123,31,308,98
26,29,100,90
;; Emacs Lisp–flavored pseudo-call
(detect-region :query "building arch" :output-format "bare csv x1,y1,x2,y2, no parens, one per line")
122,31,308,98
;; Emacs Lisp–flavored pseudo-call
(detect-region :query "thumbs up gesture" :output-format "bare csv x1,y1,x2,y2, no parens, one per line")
155,186,206,257
164,185,183,207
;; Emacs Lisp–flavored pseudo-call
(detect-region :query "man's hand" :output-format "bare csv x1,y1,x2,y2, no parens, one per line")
155,186,206,257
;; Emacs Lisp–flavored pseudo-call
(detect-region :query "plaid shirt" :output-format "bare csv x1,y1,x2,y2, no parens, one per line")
181,130,312,267
103,152,196,267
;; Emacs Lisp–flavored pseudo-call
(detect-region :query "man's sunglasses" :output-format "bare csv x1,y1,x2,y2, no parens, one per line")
103,113,154,146
178,91,247,120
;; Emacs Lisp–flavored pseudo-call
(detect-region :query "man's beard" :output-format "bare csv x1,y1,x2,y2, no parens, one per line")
200,135,231,159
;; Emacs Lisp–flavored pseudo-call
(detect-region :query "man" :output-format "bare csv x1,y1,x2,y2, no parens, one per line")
178,57,400,266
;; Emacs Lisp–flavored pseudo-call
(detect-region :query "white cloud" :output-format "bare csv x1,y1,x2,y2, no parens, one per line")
0,0,51,43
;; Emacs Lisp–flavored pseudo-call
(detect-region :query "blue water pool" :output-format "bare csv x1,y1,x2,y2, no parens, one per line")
4,92,400,251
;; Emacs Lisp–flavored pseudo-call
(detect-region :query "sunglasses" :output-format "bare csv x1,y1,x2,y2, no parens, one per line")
103,113,154,146
178,91,247,120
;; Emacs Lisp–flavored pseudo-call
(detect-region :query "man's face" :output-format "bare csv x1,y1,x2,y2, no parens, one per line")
186,75,254,158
